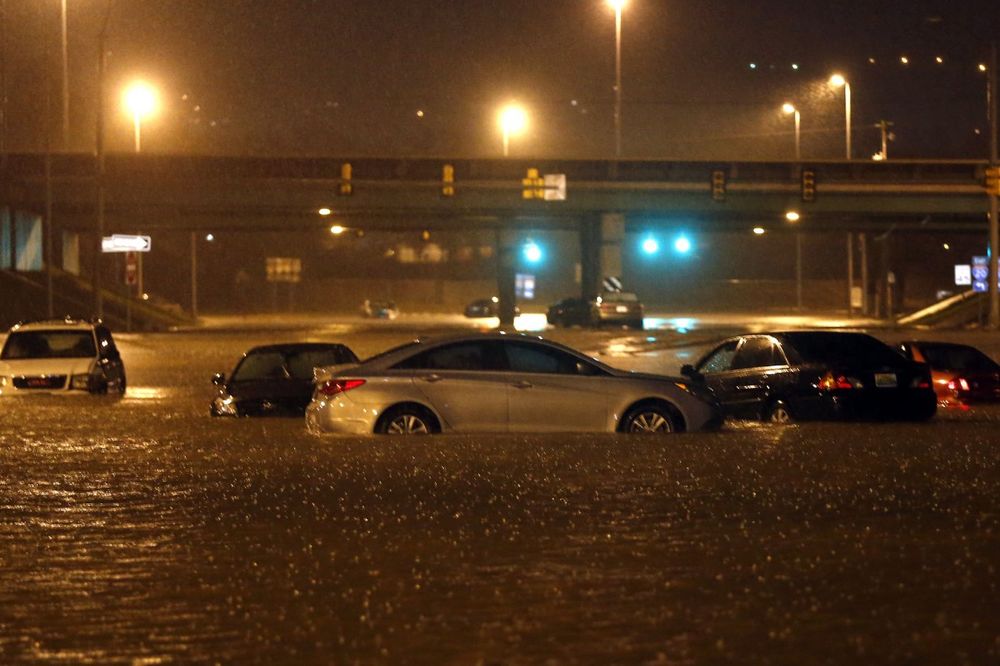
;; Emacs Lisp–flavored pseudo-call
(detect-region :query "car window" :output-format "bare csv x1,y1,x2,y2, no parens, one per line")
95,326,119,358
732,337,784,370
697,340,739,374
1,331,96,360
233,351,289,381
286,348,358,380
394,341,504,371
783,333,905,368
504,341,598,375
918,345,999,372
600,292,638,302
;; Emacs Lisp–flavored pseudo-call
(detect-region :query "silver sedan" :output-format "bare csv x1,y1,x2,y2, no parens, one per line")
305,333,722,435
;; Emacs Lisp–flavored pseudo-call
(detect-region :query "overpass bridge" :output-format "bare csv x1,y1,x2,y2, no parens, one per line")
2,154,996,322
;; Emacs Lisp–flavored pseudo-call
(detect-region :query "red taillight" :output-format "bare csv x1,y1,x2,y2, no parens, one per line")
319,378,366,397
946,378,970,392
818,372,861,391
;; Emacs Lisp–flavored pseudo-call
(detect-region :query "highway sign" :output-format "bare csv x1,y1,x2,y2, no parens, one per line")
102,234,151,253
974,280,989,293
955,265,971,286
266,257,301,283
544,174,567,201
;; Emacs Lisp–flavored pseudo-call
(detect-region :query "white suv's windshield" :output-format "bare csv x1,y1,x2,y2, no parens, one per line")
1,331,97,360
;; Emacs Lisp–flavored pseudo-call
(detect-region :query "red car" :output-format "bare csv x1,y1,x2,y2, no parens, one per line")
898,341,1000,408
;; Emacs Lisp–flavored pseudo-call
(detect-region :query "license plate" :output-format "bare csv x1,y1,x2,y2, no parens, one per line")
874,373,897,388
615,305,628,313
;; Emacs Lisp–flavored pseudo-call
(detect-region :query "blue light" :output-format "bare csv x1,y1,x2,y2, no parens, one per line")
674,235,692,254
523,241,543,263
642,237,660,255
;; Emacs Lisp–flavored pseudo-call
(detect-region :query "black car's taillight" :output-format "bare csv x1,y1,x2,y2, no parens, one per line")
818,371,863,390
319,378,366,397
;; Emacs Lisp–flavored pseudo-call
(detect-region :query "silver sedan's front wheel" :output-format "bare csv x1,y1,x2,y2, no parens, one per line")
623,405,676,434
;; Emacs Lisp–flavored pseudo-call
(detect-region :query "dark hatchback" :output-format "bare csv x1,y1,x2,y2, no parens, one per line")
211,343,358,417
683,331,936,422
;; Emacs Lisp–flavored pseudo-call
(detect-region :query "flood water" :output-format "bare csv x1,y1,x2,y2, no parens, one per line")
2,317,999,664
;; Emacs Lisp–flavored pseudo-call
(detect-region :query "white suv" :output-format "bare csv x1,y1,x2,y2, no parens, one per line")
0,318,126,395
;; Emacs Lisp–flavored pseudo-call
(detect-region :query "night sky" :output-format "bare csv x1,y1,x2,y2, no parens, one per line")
2,0,998,159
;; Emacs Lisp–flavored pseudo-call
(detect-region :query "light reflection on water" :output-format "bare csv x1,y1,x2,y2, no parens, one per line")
1,327,1000,664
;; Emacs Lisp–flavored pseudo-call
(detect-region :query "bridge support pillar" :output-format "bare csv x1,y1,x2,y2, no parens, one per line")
580,213,625,297
495,228,518,328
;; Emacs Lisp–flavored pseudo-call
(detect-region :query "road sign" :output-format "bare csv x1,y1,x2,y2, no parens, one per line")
125,251,138,285
102,234,151,253
602,276,623,292
543,174,567,201
266,257,301,283
974,280,989,293
955,265,972,286
515,273,535,300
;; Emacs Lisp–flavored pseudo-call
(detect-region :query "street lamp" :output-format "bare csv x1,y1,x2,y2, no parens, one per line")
607,0,627,158
829,73,852,159
782,102,801,161
122,80,158,152
498,103,528,157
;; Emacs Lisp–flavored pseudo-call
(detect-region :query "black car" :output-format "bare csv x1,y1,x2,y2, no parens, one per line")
546,292,644,329
211,343,358,417
463,297,519,318
682,331,936,423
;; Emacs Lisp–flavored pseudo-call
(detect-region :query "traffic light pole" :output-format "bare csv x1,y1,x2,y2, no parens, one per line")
988,42,999,330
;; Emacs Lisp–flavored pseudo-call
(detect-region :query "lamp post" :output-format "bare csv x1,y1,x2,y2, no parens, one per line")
829,74,852,159
782,102,801,161
786,211,803,309
498,103,527,157
608,0,626,158
122,80,157,153
60,0,69,149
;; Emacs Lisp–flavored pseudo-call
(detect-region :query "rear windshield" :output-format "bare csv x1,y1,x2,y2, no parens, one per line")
782,333,904,367
1,331,96,360
286,348,358,379
600,292,638,303
919,345,999,372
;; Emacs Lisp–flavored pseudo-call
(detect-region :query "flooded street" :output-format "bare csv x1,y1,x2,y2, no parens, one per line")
2,316,1000,664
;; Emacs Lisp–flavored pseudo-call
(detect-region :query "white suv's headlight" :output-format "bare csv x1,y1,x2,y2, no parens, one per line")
70,374,92,390
0,376,7,387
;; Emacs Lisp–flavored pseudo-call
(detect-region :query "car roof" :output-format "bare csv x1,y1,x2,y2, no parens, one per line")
359,331,608,368
899,340,976,350
9,319,97,332
245,342,352,354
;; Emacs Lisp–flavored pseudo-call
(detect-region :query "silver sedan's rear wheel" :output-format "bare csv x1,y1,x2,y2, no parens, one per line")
378,406,438,435
623,405,676,434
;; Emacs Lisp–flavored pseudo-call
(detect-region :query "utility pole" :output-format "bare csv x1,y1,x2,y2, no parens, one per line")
875,119,894,160
61,0,70,150
989,42,999,330
94,1,112,318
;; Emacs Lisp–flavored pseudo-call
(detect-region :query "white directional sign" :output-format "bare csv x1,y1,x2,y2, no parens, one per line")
544,174,567,201
102,234,152,253
954,264,972,286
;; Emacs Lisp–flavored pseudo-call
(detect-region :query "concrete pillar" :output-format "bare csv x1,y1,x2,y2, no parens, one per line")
62,230,80,275
495,227,517,327
859,232,869,316
847,232,855,317
578,218,599,298
599,212,625,291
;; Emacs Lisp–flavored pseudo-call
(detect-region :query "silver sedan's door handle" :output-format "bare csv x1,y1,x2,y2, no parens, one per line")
421,374,443,383
512,380,533,389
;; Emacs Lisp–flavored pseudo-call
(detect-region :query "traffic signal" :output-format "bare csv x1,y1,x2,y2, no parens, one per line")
522,168,545,199
986,167,1000,196
711,170,726,201
339,162,353,196
442,164,455,197
801,168,816,202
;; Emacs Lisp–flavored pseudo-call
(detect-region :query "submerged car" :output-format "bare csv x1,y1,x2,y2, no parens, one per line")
897,341,1000,408
683,331,936,423
211,343,358,417
0,318,126,395
306,333,721,435
546,292,644,329
362,300,399,320
463,297,520,318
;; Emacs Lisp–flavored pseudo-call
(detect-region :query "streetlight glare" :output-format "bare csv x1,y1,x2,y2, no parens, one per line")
499,105,528,135
523,241,543,263
641,237,659,255
607,0,627,11
782,103,796,115
785,211,801,222
318,208,332,216
673,235,692,254
753,227,766,235
330,225,345,235
829,73,847,87
123,81,158,118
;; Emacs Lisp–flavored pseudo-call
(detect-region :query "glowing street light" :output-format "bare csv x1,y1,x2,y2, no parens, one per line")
329,225,346,235
829,73,852,159
752,227,766,235
318,208,332,216
782,102,801,161
785,211,801,223
673,235,692,254
641,236,659,255
523,240,543,263
607,0,627,158
122,80,159,153
498,104,528,157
